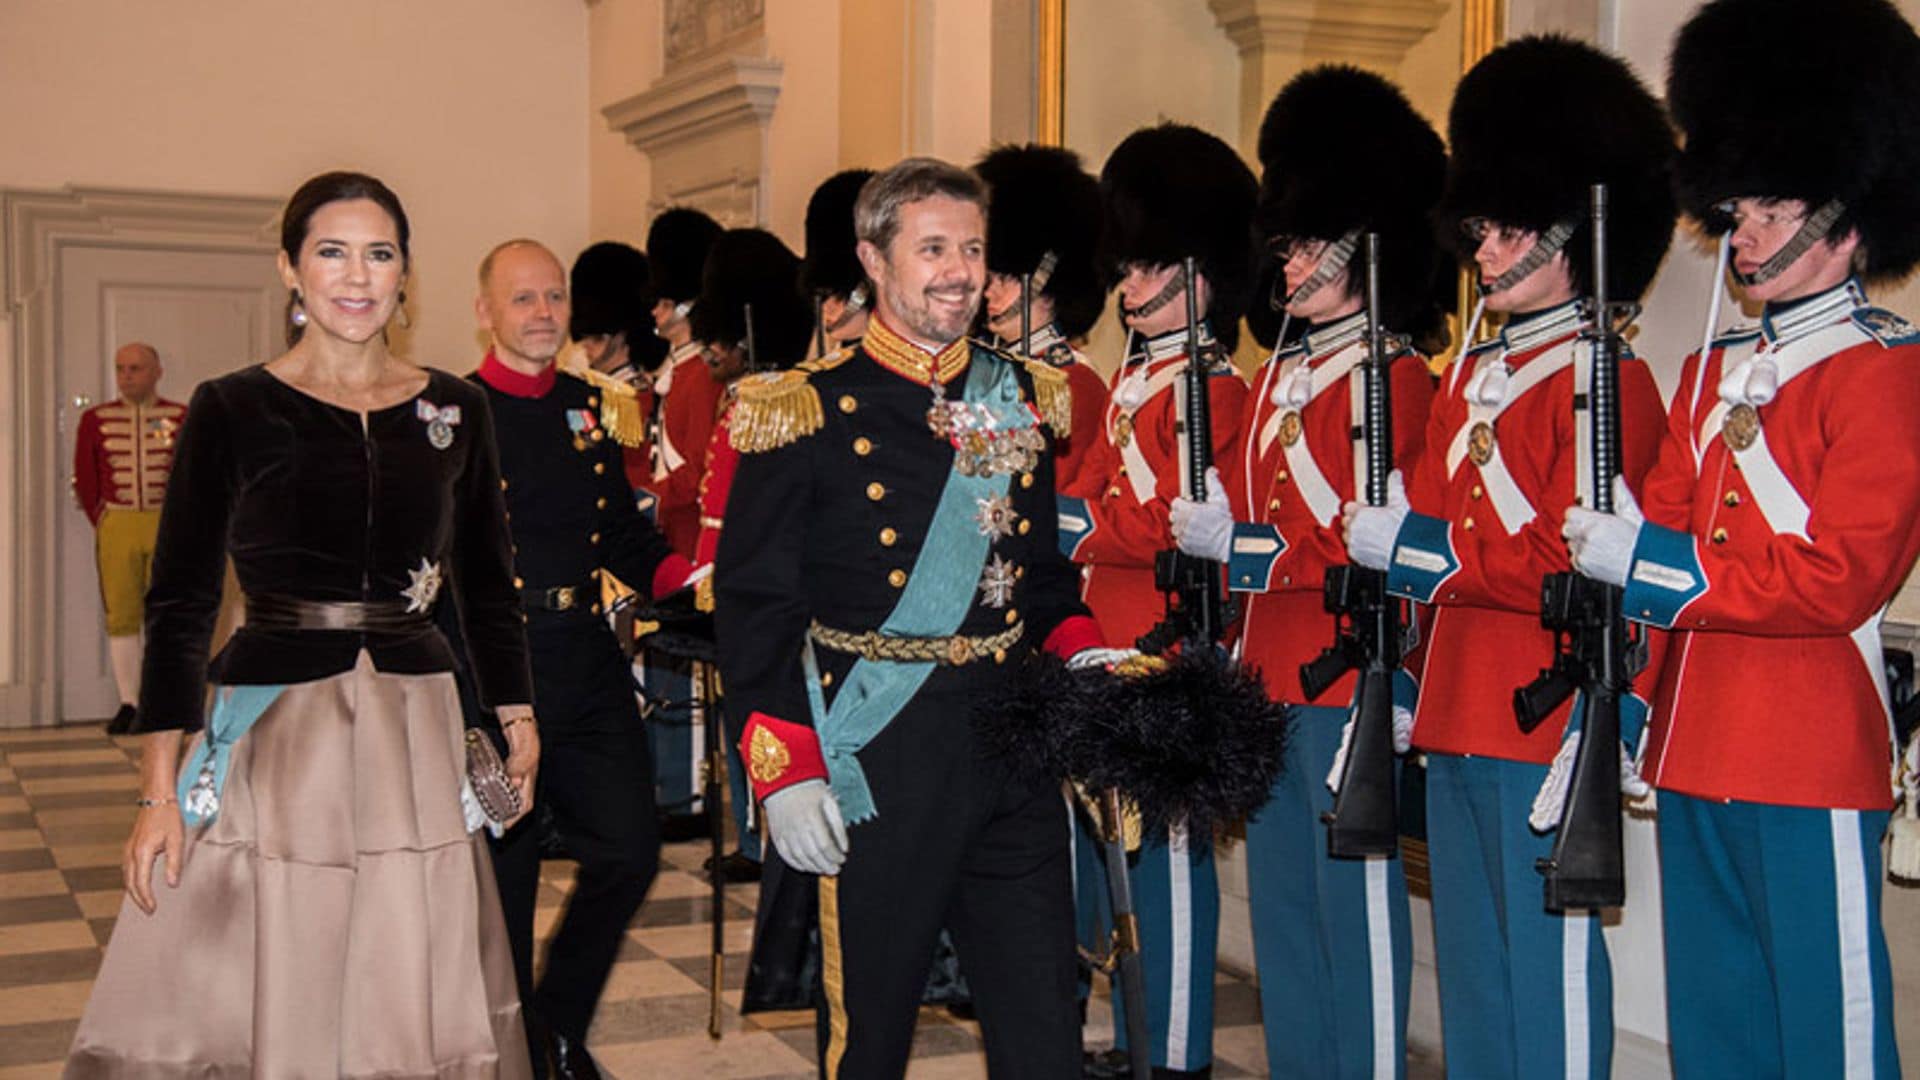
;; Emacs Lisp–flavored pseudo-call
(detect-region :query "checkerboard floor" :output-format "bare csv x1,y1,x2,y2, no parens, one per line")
0,722,1428,1078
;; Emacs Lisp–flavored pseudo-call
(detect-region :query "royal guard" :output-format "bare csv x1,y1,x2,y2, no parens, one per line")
1566,2,1920,1074
567,240,666,491
1057,123,1255,1079
72,342,186,732
1169,66,1446,1079
1340,38,1675,1080
684,226,816,883
801,169,876,356
975,144,1110,495
643,207,726,836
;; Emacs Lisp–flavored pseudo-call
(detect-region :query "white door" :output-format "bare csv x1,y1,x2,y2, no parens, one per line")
55,245,282,722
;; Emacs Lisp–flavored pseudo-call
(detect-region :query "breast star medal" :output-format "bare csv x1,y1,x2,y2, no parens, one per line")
977,554,1018,609
401,558,443,613
1467,421,1497,466
974,494,1018,538
1722,403,1759,451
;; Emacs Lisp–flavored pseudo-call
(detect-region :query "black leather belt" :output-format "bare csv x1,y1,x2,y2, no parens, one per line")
245,594,432,633
519,582,595,613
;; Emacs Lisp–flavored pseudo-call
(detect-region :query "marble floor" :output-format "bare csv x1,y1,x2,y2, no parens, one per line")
0,722,1442,1078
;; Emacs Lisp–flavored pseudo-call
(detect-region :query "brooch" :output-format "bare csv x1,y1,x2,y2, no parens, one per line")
417,400,462,450
401,558,443,613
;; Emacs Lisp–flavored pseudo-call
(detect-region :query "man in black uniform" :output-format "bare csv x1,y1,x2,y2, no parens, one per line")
471,238,695,1079
714,158,1114,1079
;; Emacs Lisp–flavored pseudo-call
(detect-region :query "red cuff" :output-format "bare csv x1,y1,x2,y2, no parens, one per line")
738,711,828,802
651,554,695,600
1042,615,1105,661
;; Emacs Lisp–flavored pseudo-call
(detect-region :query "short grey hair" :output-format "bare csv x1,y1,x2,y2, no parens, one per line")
853,157,988,254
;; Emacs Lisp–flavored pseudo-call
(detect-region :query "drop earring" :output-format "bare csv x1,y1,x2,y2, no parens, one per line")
396,290,411,329
290,290,309,327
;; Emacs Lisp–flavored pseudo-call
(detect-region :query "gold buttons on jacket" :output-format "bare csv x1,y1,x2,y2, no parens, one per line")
1275,471,1289,485
1471,484,1484,500
593,462,606,475
1723,491,1741,507
1269,498,1283,511
590,532,602,545
867,482,886,501
888,569,907,588
500,478,510,491
879,527,898,546
587,395,599,407
1107,485,1123,498
1021,473,1034,489
1005,609,1019,625
596,496,608,509
839,395,858,414
590,429,604,443
514,576,525,588
1463,517,1476,531
591,603,602,615
853,437,873,456
1018,519,1032,535
1711,527,1729,544
821,671,834,687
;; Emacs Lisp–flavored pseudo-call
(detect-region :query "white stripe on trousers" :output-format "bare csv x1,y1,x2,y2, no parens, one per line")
1831,809,1874,1080
1562,912,1590,1080
1167,823,1194,1068
1365,858,1396,1079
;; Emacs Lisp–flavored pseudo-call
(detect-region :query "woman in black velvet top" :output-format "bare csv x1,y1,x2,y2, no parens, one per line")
66,172,539,1079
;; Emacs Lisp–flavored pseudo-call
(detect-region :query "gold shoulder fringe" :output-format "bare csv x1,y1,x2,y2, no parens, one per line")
729,369,824,453
564,366,649,448
1022,359,1073,438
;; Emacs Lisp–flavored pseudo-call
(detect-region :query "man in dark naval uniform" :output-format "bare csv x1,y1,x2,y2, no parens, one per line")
714,157,1112,1078
470,238,696,1080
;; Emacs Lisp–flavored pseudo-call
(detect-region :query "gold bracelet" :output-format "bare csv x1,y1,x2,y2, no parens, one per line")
135,796,177,808
500,714,537,731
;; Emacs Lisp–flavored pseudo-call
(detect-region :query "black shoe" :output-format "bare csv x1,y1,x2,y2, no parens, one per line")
544,1029,603,1080
702,849,763,883
658,811,708,843
1082,1049,1130,1079
107,704,138,735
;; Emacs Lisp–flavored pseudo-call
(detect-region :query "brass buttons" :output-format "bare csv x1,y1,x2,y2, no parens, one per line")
1021,473,1035,489
1471,484,1484,500
593,462,606,475
1269,498,1283,511
591,603,602,615
596,496,608,510
590,429,604,442
590,532,602,544
867,482,886,501
821,671,834,687
853,437,873,456
1463,517,1476,531
1005,608,1019,625
879,527,898,546
1711,527,1729,544
888,569,907,588
1107,485,1123,498
839,394,858,414
514,576,525,589
587,395,599,407
1276,471,1289,485
1724,491,1741,507
500,478,509,491
1018,519,1032,535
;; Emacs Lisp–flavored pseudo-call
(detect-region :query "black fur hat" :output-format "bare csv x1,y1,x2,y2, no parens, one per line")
645,207,722,303
1669,0,1920,280
799,169,874,300
1101,123,1259,348
1257,64,1451,341
1435,36,1676,299
688,228,813,372
976,144,1107,339
569,241,668,371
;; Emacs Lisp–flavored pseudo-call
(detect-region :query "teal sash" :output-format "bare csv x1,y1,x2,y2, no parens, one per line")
803,351,1032,824
177,684,286,827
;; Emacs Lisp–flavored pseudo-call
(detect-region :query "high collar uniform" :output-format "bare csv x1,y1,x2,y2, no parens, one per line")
646,342,727,558
73,396,185,521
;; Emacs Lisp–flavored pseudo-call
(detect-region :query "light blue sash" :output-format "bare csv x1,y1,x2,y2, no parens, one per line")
177,684,286,827
803,351,1031,824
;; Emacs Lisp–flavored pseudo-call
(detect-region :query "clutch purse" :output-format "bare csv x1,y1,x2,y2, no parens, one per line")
464,728,524,826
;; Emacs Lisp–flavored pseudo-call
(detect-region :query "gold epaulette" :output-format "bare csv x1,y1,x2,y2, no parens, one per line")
799,345,855,373
563,366,648,448
1021,358,1073,437
729,368,824,453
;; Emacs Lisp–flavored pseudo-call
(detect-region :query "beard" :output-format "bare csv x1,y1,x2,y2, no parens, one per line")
881,277,981,346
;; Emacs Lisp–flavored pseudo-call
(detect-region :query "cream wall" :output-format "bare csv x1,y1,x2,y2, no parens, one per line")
0,0,592,369
589,0,664,246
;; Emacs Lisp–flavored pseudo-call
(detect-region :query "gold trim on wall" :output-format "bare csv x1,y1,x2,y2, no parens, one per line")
1037,0,1066,146
1462,0,1504,69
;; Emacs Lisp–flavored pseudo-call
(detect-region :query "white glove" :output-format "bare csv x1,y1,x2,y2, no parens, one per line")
1325,705,1415,794
1341,469,1410,571
1563,476,1644,588
1527,729,1654,833
1069,646,1139,672
762,779,849,875
1170,467,1235,563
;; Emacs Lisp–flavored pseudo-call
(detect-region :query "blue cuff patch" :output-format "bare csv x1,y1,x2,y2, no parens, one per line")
1385,512,1459,603
1057,495,1095,560
1623,523,1706,628
1226,523,1287,593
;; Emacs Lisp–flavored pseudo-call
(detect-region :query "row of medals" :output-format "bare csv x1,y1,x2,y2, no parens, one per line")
926,393,1043,477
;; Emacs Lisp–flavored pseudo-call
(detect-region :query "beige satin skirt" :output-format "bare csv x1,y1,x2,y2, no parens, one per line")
67,653,531,1079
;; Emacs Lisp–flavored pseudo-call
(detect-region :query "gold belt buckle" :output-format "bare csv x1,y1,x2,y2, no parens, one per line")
945,636,972,665
549,586,577,611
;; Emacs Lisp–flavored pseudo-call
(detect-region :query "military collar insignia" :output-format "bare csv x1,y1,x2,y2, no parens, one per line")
1303,311,1369,359
864,317,971,385
1758,278,1863,347
1500,298,1587,354
1128,321,1218,366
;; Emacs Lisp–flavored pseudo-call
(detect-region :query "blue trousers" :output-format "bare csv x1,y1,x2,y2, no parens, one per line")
635,651,701,814
1093,821,1220,1072
1248,705,1411,1079
1659,793,1900,1079
1424,752,1612,1080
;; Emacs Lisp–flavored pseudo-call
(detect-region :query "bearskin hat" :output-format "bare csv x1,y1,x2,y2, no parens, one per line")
1257,64,1451,341
1669,0,1920,280
975,144,1107,339
569,241,668,371
1435,36,1676,299
688,228,813,372
645,207,722,303
799,169,874,300
1101,123,1259,349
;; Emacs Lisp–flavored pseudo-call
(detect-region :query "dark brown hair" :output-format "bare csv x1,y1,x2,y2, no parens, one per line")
280,171,411,343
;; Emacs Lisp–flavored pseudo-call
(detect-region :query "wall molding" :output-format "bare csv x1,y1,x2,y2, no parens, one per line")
602,53,783,157
1207,0,1449,66
0,186,279,726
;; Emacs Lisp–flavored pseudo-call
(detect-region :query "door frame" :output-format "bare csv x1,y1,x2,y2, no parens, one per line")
1,186,281,727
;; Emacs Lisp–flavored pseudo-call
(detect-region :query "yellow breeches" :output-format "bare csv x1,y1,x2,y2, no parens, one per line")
95,509,161,636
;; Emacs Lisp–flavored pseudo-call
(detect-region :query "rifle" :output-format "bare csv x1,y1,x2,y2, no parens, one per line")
1511,183,1643,911
1138,255,1235,656
699,662,727,1038
1307,233,1405,859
